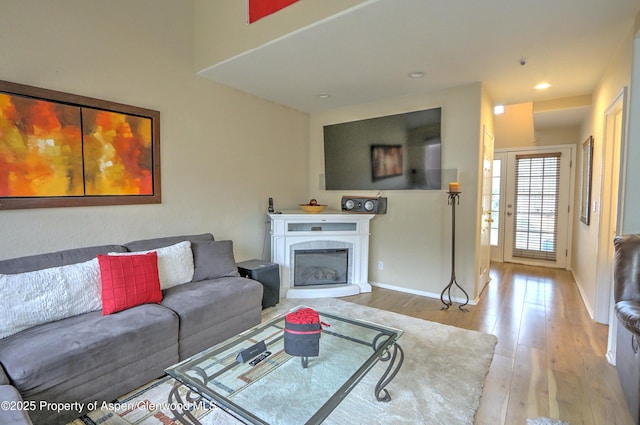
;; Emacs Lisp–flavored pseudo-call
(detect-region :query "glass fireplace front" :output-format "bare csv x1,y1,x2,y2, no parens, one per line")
293,248,349,287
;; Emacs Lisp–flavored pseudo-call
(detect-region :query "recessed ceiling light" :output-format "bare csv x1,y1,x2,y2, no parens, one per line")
317,93,331,99
408,71,425,78
494,105,505,115
535,82,551,90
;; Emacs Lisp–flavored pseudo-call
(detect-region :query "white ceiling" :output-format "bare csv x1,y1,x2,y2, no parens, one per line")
199,0,639,128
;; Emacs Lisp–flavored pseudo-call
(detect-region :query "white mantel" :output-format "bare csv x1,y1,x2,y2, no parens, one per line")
269,210,375,299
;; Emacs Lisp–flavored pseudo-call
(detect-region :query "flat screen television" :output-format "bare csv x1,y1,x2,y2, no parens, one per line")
323,107,442,190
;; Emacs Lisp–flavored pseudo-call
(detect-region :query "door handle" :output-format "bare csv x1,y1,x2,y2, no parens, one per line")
506,212,513,216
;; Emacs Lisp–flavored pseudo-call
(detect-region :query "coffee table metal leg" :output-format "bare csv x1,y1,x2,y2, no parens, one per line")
374,343,404,402
168,380,203,425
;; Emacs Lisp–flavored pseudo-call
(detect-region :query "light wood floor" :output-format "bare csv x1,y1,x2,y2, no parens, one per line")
344,261,634,425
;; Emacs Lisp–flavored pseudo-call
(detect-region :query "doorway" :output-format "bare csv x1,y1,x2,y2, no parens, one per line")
490,153,505,262
479,126,494,288
596,88,626,325
492,146,575,269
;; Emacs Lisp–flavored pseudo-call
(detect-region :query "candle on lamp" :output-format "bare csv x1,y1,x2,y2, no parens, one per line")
448,182,460,192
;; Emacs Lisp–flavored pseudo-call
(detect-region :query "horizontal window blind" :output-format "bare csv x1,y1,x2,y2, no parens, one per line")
513,152,561,261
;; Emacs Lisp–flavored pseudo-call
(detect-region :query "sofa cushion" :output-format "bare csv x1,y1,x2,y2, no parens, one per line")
0,385,34,425
0,259,102,339
124,233,214,252
192,240,240,281
111,241,194,290
0,245,127,274
97,253,163,315
161,276,263,358
0,304,178,398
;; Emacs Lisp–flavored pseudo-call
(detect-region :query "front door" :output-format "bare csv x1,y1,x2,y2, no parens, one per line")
503,147,574,268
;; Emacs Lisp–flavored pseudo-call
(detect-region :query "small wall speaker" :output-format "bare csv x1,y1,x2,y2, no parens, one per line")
341,196,387,214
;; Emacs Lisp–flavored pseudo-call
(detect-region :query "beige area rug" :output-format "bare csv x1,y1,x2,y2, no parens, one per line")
69,298,497,425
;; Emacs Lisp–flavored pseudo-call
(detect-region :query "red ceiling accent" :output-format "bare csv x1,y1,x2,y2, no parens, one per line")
248,0,300,23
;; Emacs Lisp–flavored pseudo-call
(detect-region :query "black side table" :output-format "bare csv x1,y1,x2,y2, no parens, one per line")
237,259,280,309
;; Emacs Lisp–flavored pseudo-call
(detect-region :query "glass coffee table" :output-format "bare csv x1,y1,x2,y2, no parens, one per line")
165,307,404,425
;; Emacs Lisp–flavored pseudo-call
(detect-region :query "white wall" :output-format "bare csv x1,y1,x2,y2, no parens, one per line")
308,83,484,300
572,19,635,319
621,21,640,233
535,127,581,146
0,0,309,261
494,103,535,149
495,105,581,150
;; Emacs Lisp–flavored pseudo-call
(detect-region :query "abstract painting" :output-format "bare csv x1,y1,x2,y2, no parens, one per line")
0,94,83,197
0,80,160,209
82,109,153,196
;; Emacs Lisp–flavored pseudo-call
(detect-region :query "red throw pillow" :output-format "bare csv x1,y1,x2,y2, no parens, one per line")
97,252,163,315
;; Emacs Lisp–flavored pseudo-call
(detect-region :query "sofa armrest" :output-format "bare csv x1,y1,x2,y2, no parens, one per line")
616,300,640,336
614,235,640,304
0,385,34,425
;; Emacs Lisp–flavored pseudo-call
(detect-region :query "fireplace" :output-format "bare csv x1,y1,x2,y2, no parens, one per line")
269,211,374,299
294,248,349,287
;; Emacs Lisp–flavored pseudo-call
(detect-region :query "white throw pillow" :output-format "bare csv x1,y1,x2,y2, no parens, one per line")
0,258,102,339
110,241,194,290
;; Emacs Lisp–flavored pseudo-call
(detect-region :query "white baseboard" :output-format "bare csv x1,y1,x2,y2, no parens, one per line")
570,270,596,320
369,281,478,306
606,349,616,366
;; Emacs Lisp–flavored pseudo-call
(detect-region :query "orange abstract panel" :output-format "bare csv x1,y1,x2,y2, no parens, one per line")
0,93,83,197
82,109,153,195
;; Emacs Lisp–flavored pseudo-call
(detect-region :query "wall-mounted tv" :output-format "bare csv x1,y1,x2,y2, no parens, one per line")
323,107,441,190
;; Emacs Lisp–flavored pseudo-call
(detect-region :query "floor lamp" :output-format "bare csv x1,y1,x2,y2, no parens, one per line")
440,187,470,311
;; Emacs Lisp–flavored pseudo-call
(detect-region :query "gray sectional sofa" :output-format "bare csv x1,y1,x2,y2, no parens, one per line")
0,233,264,425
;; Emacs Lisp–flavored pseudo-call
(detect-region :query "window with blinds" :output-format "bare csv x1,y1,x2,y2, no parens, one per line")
513,152,561,261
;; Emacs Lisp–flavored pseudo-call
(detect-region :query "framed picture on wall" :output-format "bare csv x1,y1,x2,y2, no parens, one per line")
370,144,403,181
0,80,161,210
580,135,593,225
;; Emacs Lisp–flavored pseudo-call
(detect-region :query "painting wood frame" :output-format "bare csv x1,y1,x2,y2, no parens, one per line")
371,144,403,181
580,135,593,225
0,80,160,210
